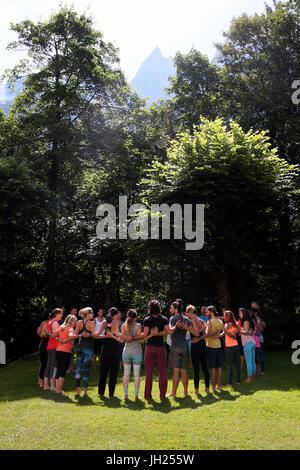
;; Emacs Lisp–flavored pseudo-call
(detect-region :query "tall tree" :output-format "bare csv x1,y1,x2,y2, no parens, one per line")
4,5,128,306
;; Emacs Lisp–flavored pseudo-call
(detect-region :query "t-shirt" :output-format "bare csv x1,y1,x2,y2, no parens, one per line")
224,325,238,348
143,314,168,347
170,314,192,349
206,318,223,349
56,326,74,353
198,314,209,323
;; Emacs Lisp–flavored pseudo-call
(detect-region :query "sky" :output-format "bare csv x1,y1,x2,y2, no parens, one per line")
0,0,270,81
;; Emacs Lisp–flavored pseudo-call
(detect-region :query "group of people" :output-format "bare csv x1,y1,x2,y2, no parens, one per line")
37,299,266,399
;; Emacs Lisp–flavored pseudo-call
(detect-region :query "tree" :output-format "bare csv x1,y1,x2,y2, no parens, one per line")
143,118,298,324
4,5,128,306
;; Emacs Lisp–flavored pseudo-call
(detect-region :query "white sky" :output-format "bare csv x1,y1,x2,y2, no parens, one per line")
0,0,269,81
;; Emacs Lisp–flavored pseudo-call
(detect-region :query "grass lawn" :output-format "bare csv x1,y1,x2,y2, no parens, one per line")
0,350,300,450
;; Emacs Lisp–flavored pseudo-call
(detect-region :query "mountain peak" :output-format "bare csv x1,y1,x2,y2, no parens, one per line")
131,47,175,105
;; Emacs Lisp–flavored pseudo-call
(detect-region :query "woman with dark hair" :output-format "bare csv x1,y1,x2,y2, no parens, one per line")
92,308,105,370
239,309,256,383
223,310,241,386
186,305,210,394
98,307,125,398
43,308,64,391
37,309,51,388
121,309,144,400
142,300,176,400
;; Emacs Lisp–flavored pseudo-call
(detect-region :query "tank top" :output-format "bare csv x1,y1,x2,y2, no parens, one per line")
123,323,142,356
78,320,94,350
95,317,105,336
47,319,59,350
56,326,74,353
225,324,238,347
206,318,223,349
241,322,256,346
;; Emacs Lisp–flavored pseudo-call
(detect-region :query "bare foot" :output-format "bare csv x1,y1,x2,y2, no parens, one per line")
236,382,241,385
167,393,176,397
43,386,51,391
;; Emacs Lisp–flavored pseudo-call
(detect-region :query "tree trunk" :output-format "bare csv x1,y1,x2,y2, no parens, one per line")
216,269,230,311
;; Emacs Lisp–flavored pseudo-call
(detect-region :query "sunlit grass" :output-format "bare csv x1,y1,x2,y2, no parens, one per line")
0,351,299,450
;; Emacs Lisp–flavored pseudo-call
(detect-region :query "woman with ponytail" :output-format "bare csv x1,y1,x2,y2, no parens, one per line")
121,309,144,400
74,307,95,396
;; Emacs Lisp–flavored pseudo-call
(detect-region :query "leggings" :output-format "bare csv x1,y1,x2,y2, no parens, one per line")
122,353,142,396
39,347,48,380
243,342,256,376
191,340,210,389
44,349,57,380
75,348,93,389
56,351,71,379
98,351,120,396
226,345,241,384
256,345,265,372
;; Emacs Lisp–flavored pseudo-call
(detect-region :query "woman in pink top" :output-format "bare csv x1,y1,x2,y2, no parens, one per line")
43,308,63,391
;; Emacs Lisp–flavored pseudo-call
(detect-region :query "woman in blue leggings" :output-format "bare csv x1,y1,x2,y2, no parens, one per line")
240,309,256,383
74,307,95,396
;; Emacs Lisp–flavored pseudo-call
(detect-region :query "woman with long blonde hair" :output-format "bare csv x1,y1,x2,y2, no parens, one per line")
74,307,95,396
55,314,79,393
121,309,144,400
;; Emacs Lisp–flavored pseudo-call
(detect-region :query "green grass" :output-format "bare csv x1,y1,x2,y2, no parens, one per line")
0,351,300,450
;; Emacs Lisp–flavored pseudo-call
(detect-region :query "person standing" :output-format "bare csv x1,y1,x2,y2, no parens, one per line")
74,307,95,396
251,302,266,375
66,306,78,373
92,308,105,370
121,309,144,400
205,306,224,392
98,307,125,398
186,305,210,394
167,300,199,397
56,314,79,393
37,310,50,388
223,310,241,386
198,306,209,323
142,300,176,400
240,309,256,383
43,308,63,391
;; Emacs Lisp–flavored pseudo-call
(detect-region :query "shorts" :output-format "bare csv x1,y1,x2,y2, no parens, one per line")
207,347,223,368
93,338,105,355
168,347,189,369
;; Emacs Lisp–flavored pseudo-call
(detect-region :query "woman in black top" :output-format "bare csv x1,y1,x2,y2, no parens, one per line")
186,305,210,394
98,307,126,398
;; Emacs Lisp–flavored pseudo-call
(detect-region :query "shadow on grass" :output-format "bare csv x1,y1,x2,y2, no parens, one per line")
1,351,299,412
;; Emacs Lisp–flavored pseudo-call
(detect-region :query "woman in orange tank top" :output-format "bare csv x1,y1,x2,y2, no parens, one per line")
223,311,241,386
55,315,79,393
